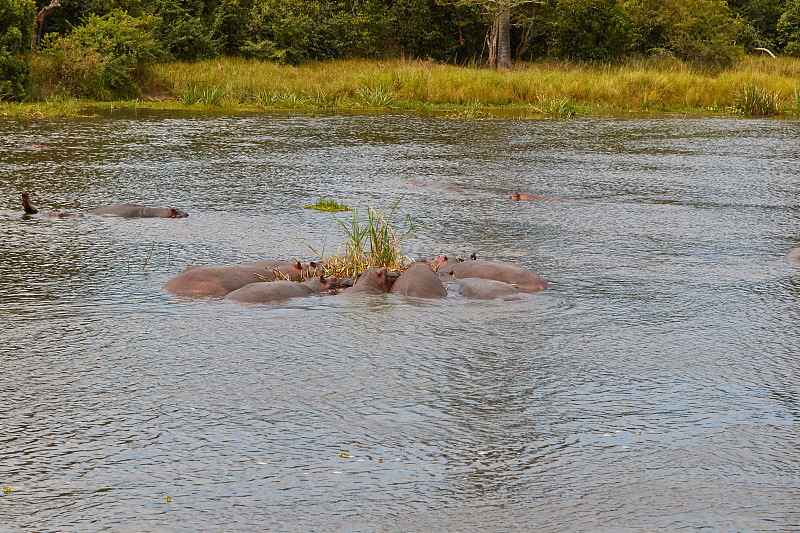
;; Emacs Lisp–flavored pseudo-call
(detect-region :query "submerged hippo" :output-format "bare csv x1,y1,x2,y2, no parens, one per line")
447,278,523,301
21,193,187,218
225,276,342,303
88,204,188,218
342,267,397,295
389,262,447,298
163,261,319,297
450,259,549,293
509,192,598,205
784,248,800,262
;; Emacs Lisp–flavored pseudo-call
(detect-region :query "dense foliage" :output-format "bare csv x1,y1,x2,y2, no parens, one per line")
0,0,36,99
4,0,800,99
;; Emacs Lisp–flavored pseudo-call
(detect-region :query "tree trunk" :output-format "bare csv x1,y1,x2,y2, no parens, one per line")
497,3,511,70
30,0,61,52
486,12,499,68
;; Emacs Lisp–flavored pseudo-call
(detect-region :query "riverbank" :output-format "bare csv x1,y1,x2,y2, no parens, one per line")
5,56,800,118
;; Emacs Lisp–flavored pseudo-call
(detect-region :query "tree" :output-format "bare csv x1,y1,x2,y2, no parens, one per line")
0,0,36,99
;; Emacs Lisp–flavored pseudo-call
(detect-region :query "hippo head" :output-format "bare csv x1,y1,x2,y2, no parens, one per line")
509,193,522,200
166,208,189,218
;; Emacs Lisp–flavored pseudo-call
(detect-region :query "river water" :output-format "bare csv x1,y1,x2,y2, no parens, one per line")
1,110,799,531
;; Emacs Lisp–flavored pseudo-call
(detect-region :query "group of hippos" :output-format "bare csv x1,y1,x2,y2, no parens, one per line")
19,190,800,304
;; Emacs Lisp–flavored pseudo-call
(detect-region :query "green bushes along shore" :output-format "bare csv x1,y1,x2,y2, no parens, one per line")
2,0,800,116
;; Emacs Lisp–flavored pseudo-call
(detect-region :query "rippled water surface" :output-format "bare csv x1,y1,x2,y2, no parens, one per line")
2,111,800,531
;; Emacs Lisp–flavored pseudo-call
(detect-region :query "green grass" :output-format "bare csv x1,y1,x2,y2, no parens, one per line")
303,197,351,212
733,83,781,115
7,55,800,117
314,198,420,278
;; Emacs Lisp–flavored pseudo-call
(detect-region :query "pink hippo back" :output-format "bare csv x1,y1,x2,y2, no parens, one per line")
448,278,523,301
89,203,188,218
451,260,549,293
784,248,800,262
342,267,396,295
389,263,446,298
163,260,298,297
224,280,314,303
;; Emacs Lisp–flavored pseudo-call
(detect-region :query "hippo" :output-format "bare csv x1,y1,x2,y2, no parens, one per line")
450,259,549,293
784,248,800,262
21,193,188,218
406,180,465,194
447,278,523,301
88,203,188,218
342,267,397,295
509,192,598,205
430,254,463,274
225,275,342,303
163,260,318,297
389,263,447,298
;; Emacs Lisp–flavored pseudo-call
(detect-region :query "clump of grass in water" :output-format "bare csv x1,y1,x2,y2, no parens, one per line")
448,99,490,119
531,95,579,118
303,197,351,212
323,197,420,278
733,84,781,116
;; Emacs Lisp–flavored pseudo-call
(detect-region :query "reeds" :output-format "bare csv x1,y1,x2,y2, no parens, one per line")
733,83,781,115
322,198,420,278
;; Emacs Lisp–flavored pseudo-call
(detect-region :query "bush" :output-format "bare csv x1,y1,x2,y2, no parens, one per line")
777,0,800,57
631,0,741,66
40,9,163,99
549,0,635,61
0,0,36,100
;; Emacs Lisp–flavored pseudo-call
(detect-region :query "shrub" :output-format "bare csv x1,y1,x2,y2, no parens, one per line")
777,0,800,57
40,9,163,99
549,0,635,61
0,0,36,100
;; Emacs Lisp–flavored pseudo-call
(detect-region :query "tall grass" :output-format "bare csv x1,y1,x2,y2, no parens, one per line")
733,84,781,115
13,55,800,117
149,56,800,115
322,198,420,278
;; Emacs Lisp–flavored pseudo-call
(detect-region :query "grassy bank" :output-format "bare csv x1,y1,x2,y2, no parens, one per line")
8,56,800,118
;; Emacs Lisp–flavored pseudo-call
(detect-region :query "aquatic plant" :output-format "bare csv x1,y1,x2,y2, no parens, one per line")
447,99,490,119
303,197,351,212
733,84,781,116
323,197,420,278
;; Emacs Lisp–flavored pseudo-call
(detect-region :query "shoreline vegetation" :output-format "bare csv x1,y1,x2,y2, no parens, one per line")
3,56,800,119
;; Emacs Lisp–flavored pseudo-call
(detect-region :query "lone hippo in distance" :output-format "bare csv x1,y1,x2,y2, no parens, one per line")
389,263,447,298
342,267,397,295
450,259,549,293
509,192,598,205
21,193,187,218
163,260,320,297
88,204,188,218
225,276,342,303
448,278,523,301
784,248,800,262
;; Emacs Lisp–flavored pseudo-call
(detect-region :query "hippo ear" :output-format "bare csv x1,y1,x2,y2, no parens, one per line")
470,253,476,260
319,275,325,282
309,261,318,269
296,261,302,269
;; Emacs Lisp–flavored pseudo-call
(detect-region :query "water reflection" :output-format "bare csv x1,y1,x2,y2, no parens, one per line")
1,112,800,531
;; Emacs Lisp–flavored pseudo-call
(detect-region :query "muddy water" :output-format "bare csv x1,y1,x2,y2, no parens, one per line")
1,111,799,531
